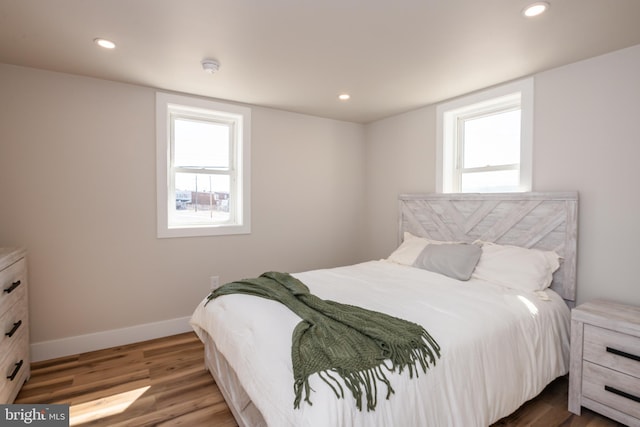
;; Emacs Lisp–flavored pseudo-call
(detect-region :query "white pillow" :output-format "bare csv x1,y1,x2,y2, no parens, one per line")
387,232,461,266
387,232,429,265
471,242,560,292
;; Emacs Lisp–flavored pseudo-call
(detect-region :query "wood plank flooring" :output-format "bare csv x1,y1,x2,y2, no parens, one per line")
15,332,623,426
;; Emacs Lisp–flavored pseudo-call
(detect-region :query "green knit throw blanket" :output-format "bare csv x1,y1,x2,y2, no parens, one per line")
206,271,441,411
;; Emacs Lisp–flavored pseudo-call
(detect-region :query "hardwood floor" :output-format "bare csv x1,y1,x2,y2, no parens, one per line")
15,332,236,426
15,332,623,426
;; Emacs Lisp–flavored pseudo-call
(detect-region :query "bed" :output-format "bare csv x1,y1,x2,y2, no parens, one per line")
190,191,578,427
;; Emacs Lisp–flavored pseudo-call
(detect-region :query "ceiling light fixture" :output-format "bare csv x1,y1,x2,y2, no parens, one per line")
522,2,550,18
201,59,220,74
338,94,351,101
93,38,116,49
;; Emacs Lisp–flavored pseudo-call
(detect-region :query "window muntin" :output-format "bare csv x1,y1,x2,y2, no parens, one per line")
436,78,533,193
156,93,251,238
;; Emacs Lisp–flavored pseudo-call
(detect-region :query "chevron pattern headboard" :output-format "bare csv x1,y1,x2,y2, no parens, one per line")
398,192,578,304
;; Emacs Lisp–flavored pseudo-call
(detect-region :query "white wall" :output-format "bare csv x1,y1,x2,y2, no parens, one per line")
0,64,366,355
364,44,640,307
534,44,640,305
364,107,436,254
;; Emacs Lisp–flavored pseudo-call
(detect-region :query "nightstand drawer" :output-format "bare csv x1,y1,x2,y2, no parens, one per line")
584,323,640,378
0,333,30,404
583,361,640,420
0,295,28,352
0,258,26,315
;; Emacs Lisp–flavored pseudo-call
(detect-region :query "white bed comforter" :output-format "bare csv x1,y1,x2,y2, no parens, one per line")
190,260,571,427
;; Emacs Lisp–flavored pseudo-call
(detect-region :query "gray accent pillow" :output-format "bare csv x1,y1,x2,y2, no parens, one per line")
413,243,482,281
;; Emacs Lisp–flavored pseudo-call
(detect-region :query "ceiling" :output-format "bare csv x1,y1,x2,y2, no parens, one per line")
1,0,640,123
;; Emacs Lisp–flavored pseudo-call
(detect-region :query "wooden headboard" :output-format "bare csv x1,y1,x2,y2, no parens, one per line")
398,192,578,304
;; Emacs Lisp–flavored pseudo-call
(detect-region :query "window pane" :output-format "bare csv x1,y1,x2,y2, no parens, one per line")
172,172,230,225
463,110,520,168
174,118,230,169
461,170,519,193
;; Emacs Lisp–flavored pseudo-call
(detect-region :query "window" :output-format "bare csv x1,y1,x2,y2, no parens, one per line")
436,78,533,193
156,92,251,238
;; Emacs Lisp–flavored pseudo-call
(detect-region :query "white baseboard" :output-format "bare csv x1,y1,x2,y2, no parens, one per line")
30,316,193,362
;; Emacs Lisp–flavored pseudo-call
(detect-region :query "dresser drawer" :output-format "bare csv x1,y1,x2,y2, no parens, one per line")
584,323,640,378
0,333,30,404
0,258,27,315
0,295,28,353
583,361,640,420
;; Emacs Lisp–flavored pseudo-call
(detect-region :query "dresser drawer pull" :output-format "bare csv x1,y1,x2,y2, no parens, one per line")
605,385,640,403
5,320,22,338
606,346,640,362
6,360,23,381
3,280,22,294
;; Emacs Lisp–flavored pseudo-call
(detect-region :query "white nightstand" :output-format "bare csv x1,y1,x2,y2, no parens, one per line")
569,299,640,426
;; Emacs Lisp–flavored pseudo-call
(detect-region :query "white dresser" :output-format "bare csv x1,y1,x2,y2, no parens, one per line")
0,248,30,404
569,299,640,426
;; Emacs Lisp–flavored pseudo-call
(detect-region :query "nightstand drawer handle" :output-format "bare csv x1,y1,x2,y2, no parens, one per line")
606,346,640,362
5,320,22,338
6,360,23,381
3,280,21,294
605,385,640,403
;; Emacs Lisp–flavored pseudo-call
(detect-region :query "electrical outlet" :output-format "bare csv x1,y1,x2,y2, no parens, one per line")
210,275,220,290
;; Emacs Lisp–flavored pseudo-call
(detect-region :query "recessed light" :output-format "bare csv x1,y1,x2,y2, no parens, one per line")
522,2,550,18
94,38,116,49
338,94,351,101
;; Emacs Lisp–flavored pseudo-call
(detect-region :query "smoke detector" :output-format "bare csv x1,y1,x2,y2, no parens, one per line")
201,59,220,74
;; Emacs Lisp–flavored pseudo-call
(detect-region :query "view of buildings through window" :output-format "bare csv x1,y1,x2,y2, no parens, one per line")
171,117,232,226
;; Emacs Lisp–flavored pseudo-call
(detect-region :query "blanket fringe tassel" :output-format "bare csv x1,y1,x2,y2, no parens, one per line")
294,331,440,411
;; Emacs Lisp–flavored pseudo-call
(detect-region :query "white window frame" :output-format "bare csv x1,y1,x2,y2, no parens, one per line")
156,92,251,238
436,78,533,193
